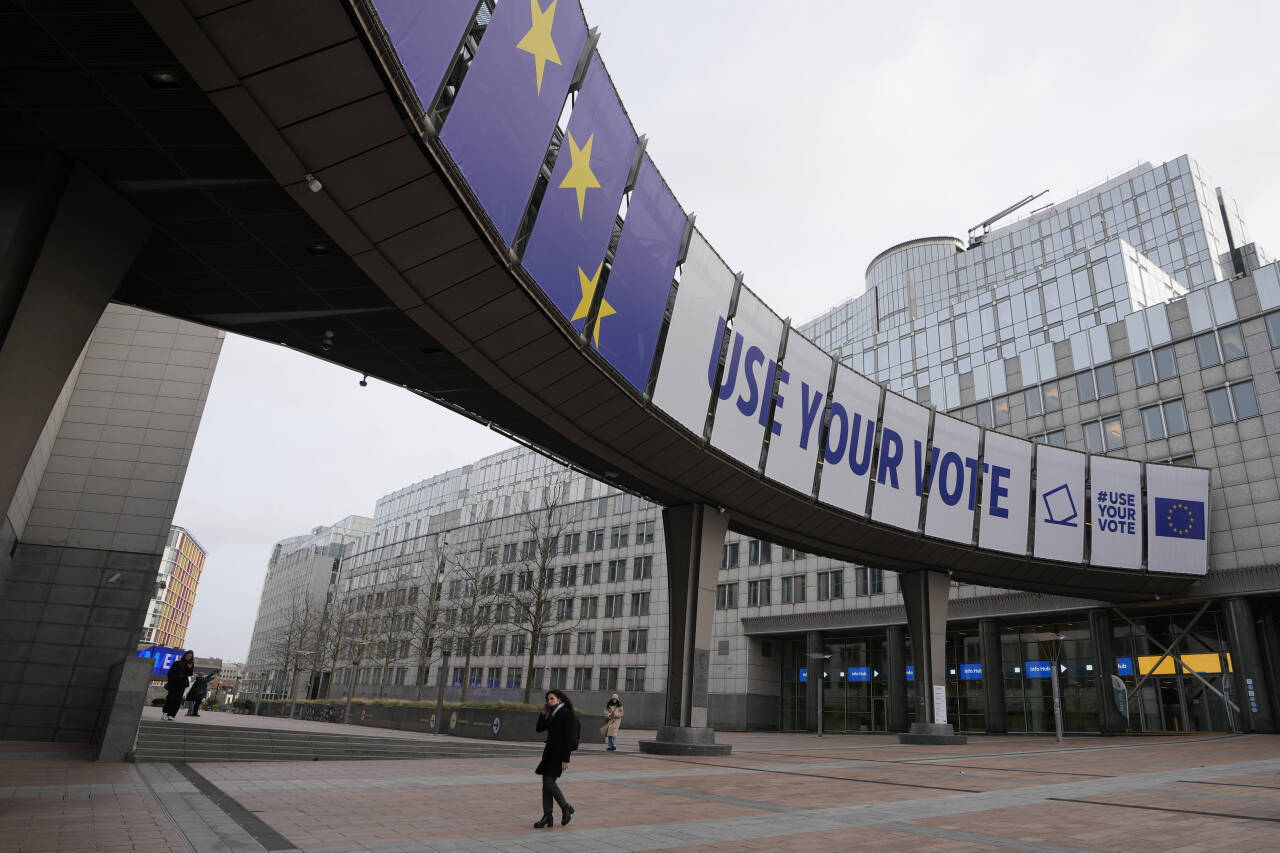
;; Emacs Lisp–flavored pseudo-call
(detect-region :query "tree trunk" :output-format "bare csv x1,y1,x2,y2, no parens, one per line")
461,649,473,702
522,634,538,704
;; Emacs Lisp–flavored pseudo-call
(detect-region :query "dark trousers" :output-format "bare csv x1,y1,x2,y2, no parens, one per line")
162,689,184,717
541,774,570,814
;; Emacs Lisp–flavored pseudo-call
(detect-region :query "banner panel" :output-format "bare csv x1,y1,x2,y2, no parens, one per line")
870,393,930,533
595,155,685,392
373,0,477,115
1146,463,1210,575
923,413,980,545
815,365,881,517
1090,456,1142,570
977,431,1033,556
521,56,636,339
709,289,784,469
762,329,833,495
1033,446,1086,563
651,231,734,436
439,0,587,243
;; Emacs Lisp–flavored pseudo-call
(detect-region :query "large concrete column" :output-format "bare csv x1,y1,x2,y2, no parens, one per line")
979,618,1007,734
1258,611,1280,726
0,159,151,513
1223,597,1276,733
1088,609,1128,734
885,624,909,732
805,630,823,732
898,569,966,744
638,504,731,755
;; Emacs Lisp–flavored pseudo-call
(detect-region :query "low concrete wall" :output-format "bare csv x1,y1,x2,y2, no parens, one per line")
254,701,550,743
92,655,151,761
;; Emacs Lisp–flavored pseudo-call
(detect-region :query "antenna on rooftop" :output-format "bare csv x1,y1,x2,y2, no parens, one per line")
967,189,1050,248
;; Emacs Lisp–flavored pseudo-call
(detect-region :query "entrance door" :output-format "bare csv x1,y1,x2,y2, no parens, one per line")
1157,677,1185,731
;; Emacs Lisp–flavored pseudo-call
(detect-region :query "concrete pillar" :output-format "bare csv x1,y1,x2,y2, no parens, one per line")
805,630,822,732
1223,597,1276,734
638,504,731,755
898,569,965,744
0,160,151,513
1258,610,1280,726
1088,609,1128,734
979,617,1007,734
885,624,908,732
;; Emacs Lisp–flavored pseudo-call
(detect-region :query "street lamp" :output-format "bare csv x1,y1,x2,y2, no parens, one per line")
1049,633,1065,744
434,649,451,735
344,651,362,724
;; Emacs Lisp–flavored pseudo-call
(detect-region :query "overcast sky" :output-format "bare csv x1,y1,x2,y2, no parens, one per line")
176,0,1280,662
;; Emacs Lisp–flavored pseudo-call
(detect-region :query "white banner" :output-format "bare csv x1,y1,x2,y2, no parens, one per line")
1033,445,1086,563
870,393,930,533
1146,463,1210,575
816,365,881,517
978,431,1033,556
763,328,833,495
651,231,734,436
709,288,784,469
1090,457,1142,570
923,413,980,545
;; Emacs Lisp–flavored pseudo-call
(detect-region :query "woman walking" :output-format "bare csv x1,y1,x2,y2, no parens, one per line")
602,693,624,751
162,650,195,720
533,688,576,828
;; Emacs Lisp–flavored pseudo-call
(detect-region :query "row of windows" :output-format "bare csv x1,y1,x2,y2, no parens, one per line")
722,540,774,568
456,665,644,692
716,569,884,609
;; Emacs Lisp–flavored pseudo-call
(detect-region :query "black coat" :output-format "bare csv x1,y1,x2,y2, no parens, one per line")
189,673,215,702
165,659,193,695
534,705,574,778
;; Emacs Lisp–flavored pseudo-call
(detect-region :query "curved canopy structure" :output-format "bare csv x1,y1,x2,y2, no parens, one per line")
6,0,1208,602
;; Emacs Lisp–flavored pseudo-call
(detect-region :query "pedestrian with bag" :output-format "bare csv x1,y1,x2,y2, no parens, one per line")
161,650,195,720
601,693,623,751
533,688,578,828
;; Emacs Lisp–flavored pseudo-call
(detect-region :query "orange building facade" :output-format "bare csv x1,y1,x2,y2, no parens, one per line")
141,526,207,649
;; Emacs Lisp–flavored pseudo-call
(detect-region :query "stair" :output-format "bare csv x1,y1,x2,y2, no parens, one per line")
132,720,541,763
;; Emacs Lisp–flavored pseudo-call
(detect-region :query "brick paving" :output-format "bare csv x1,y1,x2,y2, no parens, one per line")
1,717,1279,852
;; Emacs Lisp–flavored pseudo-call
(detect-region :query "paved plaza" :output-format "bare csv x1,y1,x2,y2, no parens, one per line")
2,714,1279,853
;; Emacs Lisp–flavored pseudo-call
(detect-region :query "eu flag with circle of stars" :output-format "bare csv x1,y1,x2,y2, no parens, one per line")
520,54,637,346
1154,497,1206,540
439,0,588,245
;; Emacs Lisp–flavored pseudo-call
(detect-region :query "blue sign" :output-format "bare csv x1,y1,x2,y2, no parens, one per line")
1025,660,1053,678
137,645,184,676
799,667,807,682
1116,657,1133,675
906,665,914,681
847,666,870,682
960,663,983,681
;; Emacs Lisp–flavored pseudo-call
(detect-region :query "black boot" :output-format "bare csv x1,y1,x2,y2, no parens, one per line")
561,804,574,826
534,813,554,828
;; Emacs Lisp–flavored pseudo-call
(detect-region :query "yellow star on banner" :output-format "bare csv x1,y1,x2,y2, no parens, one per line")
559,131,600,219
515,0,561,96
571,261,614,347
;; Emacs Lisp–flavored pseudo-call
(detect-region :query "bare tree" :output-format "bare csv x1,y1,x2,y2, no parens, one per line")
317,587,357,700
445,511,503,702
265,592,318,703
504,474,580,703
409,535,449,700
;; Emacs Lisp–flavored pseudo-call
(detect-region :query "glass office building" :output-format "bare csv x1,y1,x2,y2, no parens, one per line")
258,154,1278,734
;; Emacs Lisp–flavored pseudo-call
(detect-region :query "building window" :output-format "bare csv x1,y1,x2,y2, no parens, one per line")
1220,324,1246,361
451,666,465,687
598,667,618,691
715,582,738,609
579,596,599,619
573,667,592,691
586,529,605,551
607,559,625,582
610,526,628,548
583,562,601,584
531,667,545,689
975,401,993,427
632,555,653,579
487,667,501,688
1208,381,1259,425
1023,387,1042,417
625,666,646,692
1082,415,1124,452
469,667,483,687
1075,371,1097,403
992,395,1011,426
1195,332,1221,368
562,533,580,554
748,579,772,606
627,629,648,653
747,540,772,564
535,633,548,655
1095,363,1117,397
601,629,620,654
559,564,577,587
555,598,574,620
502,543,518,562
635,520,655,544
512,633,528,656
817,570,843,600
1266,311,1280,347
721,542,740,568
781,574,806,603
1042,380,1061,412
577,631,595,655
506,667,522,689
552,632,571,655
604,593,624,618
549,667,568,689
630,592,650,616
856,567,884,595
491,635,506,656
1033,430,1066,447
1141,399,1189,440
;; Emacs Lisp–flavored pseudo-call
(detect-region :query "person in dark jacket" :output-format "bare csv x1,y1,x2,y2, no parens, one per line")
533,688,576,828
162,650,195,720
186,671,217,716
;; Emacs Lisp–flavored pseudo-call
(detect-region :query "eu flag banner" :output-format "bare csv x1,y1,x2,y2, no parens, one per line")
439,0,587,244
372,0,478,118
1146,463,1209,575
521,55,637,341
595,155,685,392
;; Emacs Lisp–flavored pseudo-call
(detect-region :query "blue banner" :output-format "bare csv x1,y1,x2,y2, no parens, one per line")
960,663,982,681
440,0,588,244
847,666,870,682
906,665,914,682
799,667,807,683
373,0,477,118
1024,660,1053,678
1116,657,1133,675
137,645,185,676
522,55,636,342
595,155,684,390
